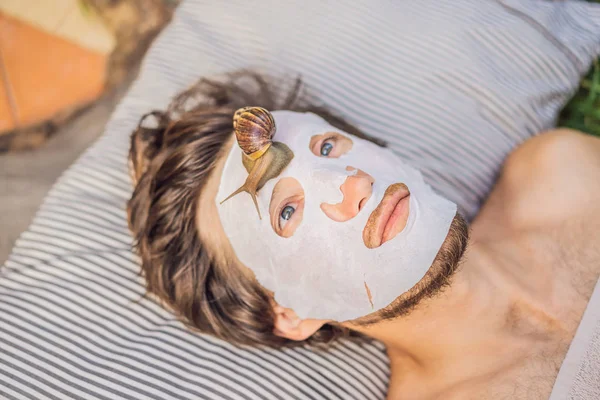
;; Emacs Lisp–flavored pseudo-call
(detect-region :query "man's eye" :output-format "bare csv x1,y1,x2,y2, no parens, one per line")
320,141,334,156
310,132,353,159
280,205,296,228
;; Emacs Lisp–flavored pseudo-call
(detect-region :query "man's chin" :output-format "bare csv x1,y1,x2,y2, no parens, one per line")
349,213,469,327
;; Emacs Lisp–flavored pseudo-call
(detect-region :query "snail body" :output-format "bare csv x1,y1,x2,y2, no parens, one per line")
221,107,294,219
241,141,294,188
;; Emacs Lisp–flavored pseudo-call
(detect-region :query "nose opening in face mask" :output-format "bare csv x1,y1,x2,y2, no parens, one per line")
319,166,375,222
345,166,359,177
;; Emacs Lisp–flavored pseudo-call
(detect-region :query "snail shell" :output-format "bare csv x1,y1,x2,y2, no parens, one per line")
233,107,276,160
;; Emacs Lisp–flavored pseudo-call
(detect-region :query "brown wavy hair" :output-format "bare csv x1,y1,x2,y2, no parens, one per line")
126,72,382,348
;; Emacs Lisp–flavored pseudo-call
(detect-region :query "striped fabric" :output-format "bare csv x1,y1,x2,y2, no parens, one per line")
2,1,600,399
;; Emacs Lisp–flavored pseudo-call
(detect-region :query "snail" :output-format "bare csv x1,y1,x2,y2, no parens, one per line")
220,107,294,219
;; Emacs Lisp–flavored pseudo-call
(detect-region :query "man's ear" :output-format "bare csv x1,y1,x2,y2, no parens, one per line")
272,305,328,341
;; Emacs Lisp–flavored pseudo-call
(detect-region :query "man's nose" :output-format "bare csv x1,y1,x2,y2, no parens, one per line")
321,166,374,222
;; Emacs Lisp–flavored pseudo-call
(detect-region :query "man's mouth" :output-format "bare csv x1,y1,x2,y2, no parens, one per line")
362,183,410,249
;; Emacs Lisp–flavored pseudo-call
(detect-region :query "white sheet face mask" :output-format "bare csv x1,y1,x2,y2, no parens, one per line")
217,111,456,321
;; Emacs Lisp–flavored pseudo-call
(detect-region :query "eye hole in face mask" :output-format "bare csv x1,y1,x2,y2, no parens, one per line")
269,177,305,238
309,132,353,158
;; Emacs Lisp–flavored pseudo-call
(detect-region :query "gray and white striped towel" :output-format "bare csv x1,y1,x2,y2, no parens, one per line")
2,1,600,399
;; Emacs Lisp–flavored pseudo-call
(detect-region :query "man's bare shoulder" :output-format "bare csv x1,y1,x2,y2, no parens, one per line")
488,129,600,231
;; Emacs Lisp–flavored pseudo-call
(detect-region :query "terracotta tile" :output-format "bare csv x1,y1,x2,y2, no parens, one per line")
0,12,107,128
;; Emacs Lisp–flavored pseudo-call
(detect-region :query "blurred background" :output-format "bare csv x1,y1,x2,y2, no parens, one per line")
0,0,179,262
0,0,598,264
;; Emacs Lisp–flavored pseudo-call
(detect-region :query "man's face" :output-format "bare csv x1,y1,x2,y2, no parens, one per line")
217,111,457,322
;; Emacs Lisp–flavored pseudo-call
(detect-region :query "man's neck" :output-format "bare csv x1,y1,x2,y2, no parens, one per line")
355,239,568,393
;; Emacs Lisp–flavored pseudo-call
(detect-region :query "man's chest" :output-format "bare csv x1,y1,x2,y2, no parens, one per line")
392,349,569,400
453,358,566,400
517,222,600,333
548,225,600,308
427,131,600,400
466,231,599,400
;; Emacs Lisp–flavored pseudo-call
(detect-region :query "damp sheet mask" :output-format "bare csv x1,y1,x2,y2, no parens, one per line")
217,110,457,321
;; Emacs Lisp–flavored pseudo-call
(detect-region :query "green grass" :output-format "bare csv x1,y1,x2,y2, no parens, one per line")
558,0,600,136
559,60,600,136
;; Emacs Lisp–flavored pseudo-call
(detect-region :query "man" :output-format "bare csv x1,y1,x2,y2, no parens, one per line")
217,108,600,399
128,79,600,398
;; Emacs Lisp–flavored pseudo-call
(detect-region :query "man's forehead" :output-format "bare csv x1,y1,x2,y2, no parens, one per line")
271,111,338,141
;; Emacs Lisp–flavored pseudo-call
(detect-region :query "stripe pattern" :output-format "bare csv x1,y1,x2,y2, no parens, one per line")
2,1,600,399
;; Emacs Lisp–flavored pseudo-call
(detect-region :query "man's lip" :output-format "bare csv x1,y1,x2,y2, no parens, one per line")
362,183,411,249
